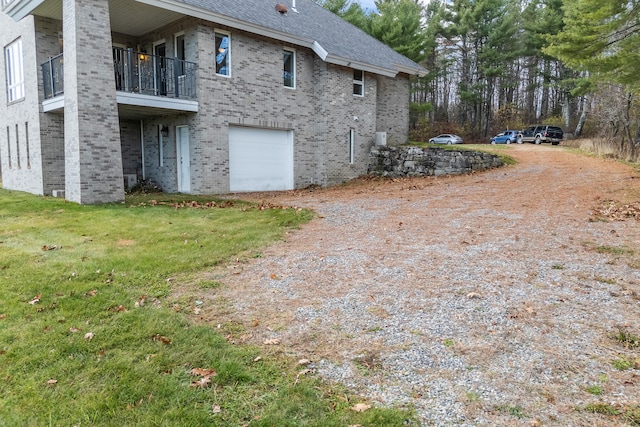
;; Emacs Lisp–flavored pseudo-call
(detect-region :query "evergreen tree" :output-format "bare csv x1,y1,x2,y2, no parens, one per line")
545,0,640,95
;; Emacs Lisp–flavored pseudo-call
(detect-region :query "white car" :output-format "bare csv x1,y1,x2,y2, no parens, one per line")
429,134,463,145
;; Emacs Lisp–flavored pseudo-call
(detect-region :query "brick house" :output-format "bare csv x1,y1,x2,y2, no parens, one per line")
0,0,426,204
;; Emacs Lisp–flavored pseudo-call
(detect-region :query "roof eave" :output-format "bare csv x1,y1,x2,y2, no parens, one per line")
2,0,45,21
394,63,428,78
138,0,316,47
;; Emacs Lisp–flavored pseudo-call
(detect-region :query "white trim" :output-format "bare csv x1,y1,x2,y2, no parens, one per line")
349,129,355,164
214,30,231,77
283,47,295,89
2,0,44,21
5,38,25,102
353,69,364,97
116,92,199,111
42,93,199,113
173,31,185,58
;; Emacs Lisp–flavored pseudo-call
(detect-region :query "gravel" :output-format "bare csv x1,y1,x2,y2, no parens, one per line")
213,145,640,426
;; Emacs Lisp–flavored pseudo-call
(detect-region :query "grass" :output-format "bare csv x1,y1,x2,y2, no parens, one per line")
0,189,417,426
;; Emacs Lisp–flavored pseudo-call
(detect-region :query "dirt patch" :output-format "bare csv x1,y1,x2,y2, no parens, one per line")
186,144,640,426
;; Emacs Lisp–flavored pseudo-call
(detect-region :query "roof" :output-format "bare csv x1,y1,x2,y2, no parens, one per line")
148,0,427,77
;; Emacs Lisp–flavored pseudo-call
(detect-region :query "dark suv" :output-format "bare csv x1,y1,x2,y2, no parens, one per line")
517,125,563,145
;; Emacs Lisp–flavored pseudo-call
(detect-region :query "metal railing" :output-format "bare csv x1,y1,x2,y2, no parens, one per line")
41,53,64,99
41,47,197,101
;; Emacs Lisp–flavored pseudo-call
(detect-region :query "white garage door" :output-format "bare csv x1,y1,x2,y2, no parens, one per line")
229,127,294,192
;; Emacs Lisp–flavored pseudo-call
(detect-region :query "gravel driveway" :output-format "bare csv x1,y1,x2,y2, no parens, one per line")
209,145,640,426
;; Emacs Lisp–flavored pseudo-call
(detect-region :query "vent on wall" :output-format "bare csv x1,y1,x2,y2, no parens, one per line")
375,132,387,146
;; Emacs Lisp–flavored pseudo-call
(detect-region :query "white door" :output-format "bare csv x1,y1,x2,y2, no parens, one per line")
177,126,191,193
229,127,293,192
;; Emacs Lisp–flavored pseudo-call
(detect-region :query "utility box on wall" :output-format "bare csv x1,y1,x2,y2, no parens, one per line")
375,132,387,146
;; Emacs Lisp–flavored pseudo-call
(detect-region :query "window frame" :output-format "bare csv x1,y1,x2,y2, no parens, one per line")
215,31,230,77
349,129,355,164
5,38,25,103
174,32,186,77
353,69,364,97
283,47,296,89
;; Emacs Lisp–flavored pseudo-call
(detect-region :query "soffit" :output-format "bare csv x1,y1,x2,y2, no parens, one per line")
32,0,184,36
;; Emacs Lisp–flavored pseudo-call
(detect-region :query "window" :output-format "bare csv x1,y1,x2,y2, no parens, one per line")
174,33,185,76
5,38,24,102
283,48,295,88
353,69,364,96
349,129,355,164
215,32,230,76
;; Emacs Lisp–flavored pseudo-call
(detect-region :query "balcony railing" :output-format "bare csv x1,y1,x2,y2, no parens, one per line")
41,47,197,101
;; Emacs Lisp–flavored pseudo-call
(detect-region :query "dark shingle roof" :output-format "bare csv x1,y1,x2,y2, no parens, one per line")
173,0,426,77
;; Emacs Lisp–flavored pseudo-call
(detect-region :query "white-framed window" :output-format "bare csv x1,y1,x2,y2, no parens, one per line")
353,69,364,97
215,32,230,76
5,38,24,102
174,32,185,76
349,129,355,164
283,48,295,88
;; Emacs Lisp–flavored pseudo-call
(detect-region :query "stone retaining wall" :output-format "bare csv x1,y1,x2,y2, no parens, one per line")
368,145,503,177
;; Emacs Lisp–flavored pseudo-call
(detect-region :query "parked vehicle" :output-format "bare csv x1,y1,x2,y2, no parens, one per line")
517,125,563,145
429,134,463,145
490,130,519,144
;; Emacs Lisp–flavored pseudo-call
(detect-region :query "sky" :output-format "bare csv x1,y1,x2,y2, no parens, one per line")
356,0,378,11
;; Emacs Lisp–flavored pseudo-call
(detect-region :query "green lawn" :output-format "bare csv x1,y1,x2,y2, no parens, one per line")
0,189,416,426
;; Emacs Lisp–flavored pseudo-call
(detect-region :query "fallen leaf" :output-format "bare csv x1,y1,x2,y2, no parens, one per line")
84,332,95,340
467,292,481,299
111,305,126,312
28,294,42,305
69,327,81,333
85,289,97,297
47,379,58,385
253,356,262,362
263,338,280,345
298,358,311,365
190,368,217,378
0,314,7,320
212,404,222,413
350,403,371,413
252,319,259,327
152,334,171,345
190,377,211,388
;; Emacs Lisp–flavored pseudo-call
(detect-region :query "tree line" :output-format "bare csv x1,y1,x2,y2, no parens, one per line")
320,0,640,157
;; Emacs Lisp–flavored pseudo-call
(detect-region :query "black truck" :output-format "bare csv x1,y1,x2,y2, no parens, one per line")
517,125,563,145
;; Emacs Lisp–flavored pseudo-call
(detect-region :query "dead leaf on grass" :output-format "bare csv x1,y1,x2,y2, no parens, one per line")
47,379,58,385
264,338,280,345
151,334,171,345
84,332,94,340
350,403,371,412
28,294,42,305
212,404,222,413
85,289,97,297
0,314,7,320
298,358,311,365
69,327,81,333
190,368,217,378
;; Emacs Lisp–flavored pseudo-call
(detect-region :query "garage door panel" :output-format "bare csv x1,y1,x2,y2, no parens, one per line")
229,127,293,192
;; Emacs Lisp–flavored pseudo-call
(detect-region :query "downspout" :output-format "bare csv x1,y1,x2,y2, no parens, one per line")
140,119,146,179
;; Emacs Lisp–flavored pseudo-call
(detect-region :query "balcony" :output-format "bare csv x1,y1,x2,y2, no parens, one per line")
41,47,197,102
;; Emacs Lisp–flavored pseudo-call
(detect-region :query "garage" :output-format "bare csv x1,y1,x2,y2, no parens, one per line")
228,126,294,192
